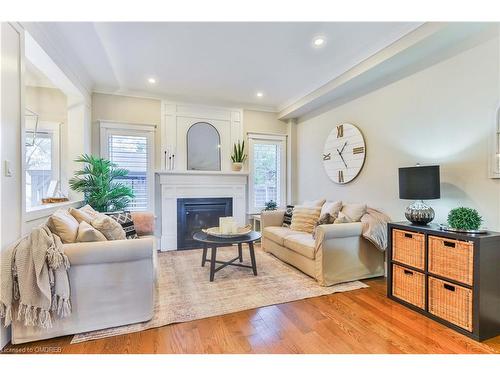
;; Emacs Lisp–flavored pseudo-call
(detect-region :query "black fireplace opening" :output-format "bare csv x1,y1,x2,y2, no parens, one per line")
177,197,233,250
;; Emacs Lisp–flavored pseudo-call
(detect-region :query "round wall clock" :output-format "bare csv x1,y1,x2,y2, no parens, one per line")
322,123,366,184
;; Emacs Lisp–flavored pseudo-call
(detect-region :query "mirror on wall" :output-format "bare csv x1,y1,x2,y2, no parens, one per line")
187,122,221,171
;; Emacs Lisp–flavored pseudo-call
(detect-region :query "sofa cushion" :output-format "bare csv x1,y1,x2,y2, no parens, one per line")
69,205,97,224
341,203,367,222
290,206,321,233
320,200,342,220
76,221,107,242
282,205,294,227
91,214,126,240
106,211,138,239
283,233,316,260
46,208,80,243
264,226,303,246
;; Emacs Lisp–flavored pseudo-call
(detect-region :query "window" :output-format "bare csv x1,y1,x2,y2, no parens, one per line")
248,133,286,213
101,122,155,212
25,119,61,209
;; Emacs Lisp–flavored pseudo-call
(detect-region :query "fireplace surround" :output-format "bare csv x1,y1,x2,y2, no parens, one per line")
157,171,248,251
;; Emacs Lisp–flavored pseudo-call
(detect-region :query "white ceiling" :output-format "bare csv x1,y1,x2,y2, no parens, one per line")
33,22,422,110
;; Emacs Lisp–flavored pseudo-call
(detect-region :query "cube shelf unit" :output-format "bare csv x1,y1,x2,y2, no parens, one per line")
387,222,500,341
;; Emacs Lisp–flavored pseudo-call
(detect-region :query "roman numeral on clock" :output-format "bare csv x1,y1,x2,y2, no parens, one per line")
353,146,365,154
336,124,344,138
338,170,344,183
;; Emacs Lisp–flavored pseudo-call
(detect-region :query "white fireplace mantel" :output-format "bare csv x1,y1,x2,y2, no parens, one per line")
156,170,248,251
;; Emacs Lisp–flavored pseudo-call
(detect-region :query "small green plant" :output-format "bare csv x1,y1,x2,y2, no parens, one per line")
231,140,247,163
69,154,134,212
264,200,277,211
447,207,482,230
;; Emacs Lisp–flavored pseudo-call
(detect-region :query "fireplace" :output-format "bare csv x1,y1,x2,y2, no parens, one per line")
176,197,233,250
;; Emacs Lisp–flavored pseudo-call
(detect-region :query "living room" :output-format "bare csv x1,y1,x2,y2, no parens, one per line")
1,0,500,372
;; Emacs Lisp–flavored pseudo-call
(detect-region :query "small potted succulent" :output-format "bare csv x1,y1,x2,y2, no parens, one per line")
446,207,483,233
263,200,278,211
231,140,247,171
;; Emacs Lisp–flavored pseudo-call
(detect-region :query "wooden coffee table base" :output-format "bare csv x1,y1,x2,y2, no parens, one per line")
201,242,258,282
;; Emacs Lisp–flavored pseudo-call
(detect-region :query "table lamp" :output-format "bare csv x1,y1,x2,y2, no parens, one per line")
399,165,440,225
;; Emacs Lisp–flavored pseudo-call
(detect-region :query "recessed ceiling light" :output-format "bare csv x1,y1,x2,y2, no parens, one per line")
147,77,156,84
256,92,264,98
313,36,326,47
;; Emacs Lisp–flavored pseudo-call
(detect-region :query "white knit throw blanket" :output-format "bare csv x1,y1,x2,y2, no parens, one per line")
0,224,71,329
361,207,392,251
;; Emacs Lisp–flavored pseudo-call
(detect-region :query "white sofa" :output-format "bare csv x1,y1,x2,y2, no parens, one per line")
261,209,384,286
11,236,156,344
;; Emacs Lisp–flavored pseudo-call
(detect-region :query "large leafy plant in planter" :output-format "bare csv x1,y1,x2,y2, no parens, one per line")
69,154,134,212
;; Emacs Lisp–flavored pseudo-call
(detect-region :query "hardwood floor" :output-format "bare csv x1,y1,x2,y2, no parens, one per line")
3,277,499,354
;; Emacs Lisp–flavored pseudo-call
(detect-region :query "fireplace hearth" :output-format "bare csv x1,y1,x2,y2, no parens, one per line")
176,197,233,250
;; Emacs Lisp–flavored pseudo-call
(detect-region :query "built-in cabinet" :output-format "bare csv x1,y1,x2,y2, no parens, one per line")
387,222,500,341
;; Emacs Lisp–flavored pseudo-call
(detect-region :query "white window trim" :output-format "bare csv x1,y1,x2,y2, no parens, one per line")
24,121,62,212
247,132,287,215
100,121,156,212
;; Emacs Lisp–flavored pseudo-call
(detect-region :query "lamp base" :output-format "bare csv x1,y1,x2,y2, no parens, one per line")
405,200,435,225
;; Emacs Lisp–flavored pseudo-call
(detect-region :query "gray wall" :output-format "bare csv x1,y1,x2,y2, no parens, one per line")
295,37,500,230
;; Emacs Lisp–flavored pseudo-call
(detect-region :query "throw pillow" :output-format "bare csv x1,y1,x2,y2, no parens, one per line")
282,205,294,228
131,212,155,236
312,213,333,239
290,206,322,233
91,214,126,241
106,211,139,239
46,208,80,243
320,200,342,220
334,211,353,224
69,206,97,224
302,199,326,207
341,203,367,222
76,221,107,242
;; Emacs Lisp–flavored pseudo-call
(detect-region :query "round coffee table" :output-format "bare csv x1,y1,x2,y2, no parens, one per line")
193,231,262,282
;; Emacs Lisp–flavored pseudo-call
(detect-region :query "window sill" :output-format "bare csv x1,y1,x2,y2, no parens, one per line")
24,200,84,222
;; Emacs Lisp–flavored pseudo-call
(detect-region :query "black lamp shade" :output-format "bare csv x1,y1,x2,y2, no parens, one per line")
399,165,440,200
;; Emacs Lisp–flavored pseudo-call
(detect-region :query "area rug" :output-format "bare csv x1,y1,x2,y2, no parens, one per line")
71,247,368,343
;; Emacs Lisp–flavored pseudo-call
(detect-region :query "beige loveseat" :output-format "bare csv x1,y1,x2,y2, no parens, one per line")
11,219,157,344
261,209,384,286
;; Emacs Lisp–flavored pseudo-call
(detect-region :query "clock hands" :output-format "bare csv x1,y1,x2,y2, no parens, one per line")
337,141,348,168
336,149,348,168
340,141,347,154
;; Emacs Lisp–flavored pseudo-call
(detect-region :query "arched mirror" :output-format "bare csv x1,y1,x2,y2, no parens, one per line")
187,122,221,171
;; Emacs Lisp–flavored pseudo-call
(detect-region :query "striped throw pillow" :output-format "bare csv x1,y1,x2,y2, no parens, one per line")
290,206,322,233
282,205,294,227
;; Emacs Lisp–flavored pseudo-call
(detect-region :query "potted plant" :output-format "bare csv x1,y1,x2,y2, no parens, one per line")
69,154,134,212
447,207,483,231
231,140,247,172
263,200,277,211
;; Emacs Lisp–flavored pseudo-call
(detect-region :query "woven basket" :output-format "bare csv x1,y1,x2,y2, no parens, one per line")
392,264,425,309
392,229,425,270
428,236,473,285
428,276,473,331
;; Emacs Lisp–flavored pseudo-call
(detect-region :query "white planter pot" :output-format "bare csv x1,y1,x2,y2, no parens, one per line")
232,162,243,172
